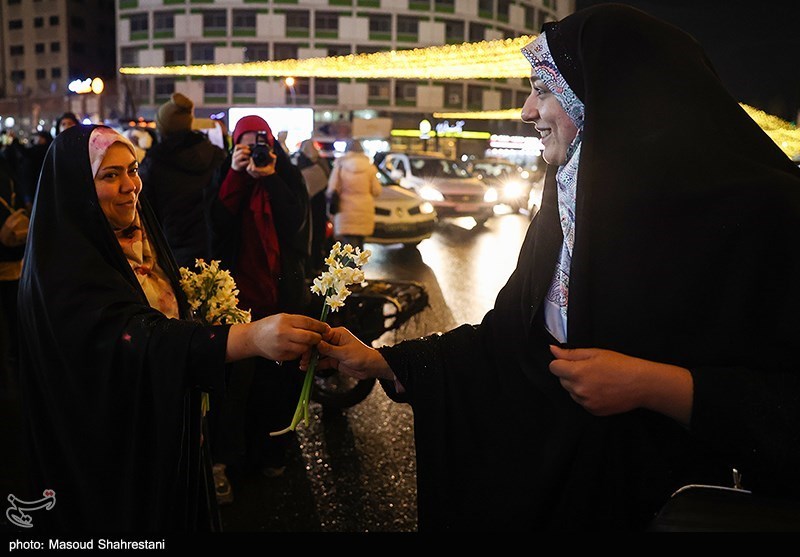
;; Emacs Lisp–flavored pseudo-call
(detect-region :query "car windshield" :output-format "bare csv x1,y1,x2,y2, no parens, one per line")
474,162,517,179
376,168,395,186
409,157,471,178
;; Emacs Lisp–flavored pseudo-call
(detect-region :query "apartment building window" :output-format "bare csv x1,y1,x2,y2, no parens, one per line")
50,42,60,53
35,43,45,54
397,16,420,42
443,19,464,44
500,27,515,39
163,44,186,65
497,0,511,22
369,14,391,41
315,78,338,104
233,78,256,101
478,0,493,19
315,12,338,38
291,77,310,104
7,0,21,5
524,5,535,30
10,45,24,56
444,83,463,108
467,85,484,109
356,45,383,54
367,80,390,106
285,10,310,37
499,88,512,109
49,15,59,26
153,11,175,38
120,46,139,66
71,16,85,29
515,90,528,108
243,43,268,62
408,0,430,11
273,43,298,60
36,68,46,80
129,13,147,39
434,0,455,13
9,19,22,30
34,17,43,28
51,67,62,78
203,10,226,36
395,82,417,106
191,43,215,63
326,45,351,57
233,9,257,36
469,22,487,42
154,77,175,102
10,70,25,82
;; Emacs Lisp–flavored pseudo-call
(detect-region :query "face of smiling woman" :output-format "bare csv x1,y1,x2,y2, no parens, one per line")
93,142,142,230
521,75,578,166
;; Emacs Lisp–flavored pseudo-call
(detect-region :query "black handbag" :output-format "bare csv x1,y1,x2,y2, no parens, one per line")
648,484,800,532
327,191,340,215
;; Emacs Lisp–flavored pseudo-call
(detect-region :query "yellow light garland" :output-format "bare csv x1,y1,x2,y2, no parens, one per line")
120,36,536,80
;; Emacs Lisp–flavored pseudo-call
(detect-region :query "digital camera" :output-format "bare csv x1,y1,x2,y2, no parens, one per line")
250,131,273,167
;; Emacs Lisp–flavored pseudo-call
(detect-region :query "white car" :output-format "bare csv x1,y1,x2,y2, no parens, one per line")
368,168,437,247
378,152,496,225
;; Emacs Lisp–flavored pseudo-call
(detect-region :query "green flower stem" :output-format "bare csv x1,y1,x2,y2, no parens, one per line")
270,298,331,436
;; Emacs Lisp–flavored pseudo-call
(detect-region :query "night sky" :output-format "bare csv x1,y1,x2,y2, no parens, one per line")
573,0,800,122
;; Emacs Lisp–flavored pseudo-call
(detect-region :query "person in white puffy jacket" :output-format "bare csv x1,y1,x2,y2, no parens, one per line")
326,140,381,249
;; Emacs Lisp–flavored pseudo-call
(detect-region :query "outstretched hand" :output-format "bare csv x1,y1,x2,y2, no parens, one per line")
226,313,329,363
548,345,693,425
301,326,395,381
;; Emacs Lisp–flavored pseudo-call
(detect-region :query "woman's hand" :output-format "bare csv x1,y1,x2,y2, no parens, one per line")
226,314,329,363
304,326,395,381
548,345,693,426
231,143,252,172
245,151,277,179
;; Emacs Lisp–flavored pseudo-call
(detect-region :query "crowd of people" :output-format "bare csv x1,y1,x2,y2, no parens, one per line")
3,3,800,533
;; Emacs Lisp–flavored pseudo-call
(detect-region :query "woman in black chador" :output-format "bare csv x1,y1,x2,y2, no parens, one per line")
314,5,800,530
18,125,328,532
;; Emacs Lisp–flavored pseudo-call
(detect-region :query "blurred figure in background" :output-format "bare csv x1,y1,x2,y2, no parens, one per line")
55,112,79,136
294,139,331,273
139,93,226,269
0,156,25,385
326,140,381,251
208,115,311,502
18,132,53,210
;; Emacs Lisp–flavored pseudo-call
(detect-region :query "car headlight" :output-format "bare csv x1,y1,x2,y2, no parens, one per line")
503,181,525,199
419,184,444,202
419,201,435,215
483,187,498,203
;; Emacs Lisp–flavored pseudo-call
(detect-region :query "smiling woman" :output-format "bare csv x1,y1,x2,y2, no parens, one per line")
16,125,328,532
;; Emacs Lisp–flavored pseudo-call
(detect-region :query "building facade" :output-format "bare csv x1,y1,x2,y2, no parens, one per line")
0,0,116,135
117,0,574,143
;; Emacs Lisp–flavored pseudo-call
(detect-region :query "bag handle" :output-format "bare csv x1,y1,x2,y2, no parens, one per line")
0,179,17,215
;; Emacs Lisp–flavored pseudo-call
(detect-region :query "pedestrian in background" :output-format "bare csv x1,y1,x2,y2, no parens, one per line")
326,140,381,250
139,92,226,269
208,115,311,502
294,139,331,273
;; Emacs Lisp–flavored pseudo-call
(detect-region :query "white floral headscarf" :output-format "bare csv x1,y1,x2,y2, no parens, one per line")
522,33,585,343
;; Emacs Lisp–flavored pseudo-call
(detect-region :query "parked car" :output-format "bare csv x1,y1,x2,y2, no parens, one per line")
378,152,496,225
470,158,533,213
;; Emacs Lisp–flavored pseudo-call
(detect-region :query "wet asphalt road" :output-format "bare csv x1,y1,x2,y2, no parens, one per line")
219,211,533,532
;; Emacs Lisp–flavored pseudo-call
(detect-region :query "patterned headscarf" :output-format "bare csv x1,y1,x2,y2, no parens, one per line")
522,33,585,343
89,126,179,319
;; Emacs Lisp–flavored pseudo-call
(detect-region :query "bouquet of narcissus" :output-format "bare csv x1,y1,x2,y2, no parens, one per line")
179,259,252,326
271,242,370,436
180,259,252,414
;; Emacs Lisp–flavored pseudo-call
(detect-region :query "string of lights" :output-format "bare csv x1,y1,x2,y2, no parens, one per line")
120,38,798,158
119,36,536,80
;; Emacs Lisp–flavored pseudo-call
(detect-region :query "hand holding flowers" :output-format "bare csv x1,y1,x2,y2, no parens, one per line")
271,243,371,436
